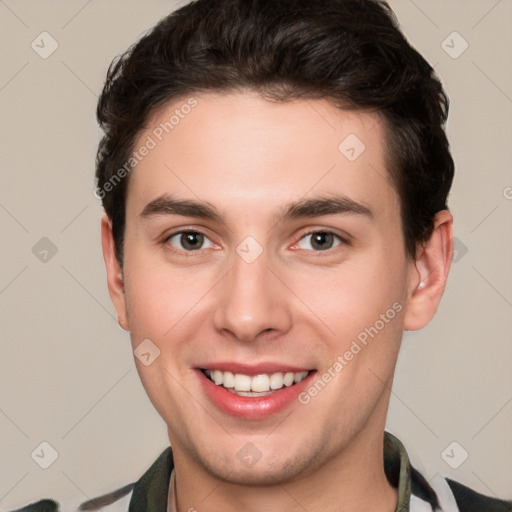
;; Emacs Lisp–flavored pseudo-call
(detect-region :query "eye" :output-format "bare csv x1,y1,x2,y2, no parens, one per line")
295,231,344,251
166,231,216,251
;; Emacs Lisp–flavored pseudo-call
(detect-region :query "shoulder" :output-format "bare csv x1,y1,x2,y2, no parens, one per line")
446,478,512,512
78,446,173,510
5,447,173,512
411,465,512,512
7,499,59,512
5,484,135,512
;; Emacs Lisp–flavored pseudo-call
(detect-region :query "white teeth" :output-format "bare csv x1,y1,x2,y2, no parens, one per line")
212,370,223,385
204,369,310,393
283,372,295,386
234,373,252,392
228,389,274,397
251,374,270,392
294,371,308,383
269,372,284,390
223,371,235,388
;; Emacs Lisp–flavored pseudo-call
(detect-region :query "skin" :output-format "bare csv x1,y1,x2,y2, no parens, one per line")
101,91,453,512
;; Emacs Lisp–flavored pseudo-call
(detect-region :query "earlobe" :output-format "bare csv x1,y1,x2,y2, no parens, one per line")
403,210,454,331
117,315,129,331
101,213,130,331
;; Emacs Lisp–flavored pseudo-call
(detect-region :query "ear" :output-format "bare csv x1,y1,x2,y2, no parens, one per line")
101,213,129,331
403,210,454,331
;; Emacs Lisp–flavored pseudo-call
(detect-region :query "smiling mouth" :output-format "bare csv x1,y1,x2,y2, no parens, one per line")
201,369,311,397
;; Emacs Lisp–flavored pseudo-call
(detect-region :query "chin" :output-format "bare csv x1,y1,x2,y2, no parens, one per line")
208,460,296,486
195,443,323,487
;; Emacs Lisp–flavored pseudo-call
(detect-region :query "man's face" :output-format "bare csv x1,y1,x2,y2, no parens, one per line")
110,92,419,484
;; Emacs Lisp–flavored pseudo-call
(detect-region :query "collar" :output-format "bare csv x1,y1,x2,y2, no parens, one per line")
126,431,440,512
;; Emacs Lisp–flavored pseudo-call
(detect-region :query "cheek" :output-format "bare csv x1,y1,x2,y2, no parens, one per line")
122,250,216,342
290,250,408,338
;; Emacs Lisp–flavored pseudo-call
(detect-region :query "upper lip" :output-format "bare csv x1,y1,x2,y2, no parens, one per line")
198,362,314,376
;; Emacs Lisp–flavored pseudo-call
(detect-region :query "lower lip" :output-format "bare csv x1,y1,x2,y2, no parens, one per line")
197,370,315,420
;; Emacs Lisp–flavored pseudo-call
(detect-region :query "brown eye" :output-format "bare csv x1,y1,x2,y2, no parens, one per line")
167,231,213,251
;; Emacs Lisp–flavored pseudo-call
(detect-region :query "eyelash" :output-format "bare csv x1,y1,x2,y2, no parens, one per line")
162,229,349,256
163,230,219,256
293,230,348,252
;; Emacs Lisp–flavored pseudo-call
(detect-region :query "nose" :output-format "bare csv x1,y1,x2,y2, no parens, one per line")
212,252,293,343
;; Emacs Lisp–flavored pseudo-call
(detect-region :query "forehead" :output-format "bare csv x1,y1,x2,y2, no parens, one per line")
127,91,398,223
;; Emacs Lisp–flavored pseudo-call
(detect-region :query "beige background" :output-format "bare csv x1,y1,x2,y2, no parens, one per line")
1,0,511,510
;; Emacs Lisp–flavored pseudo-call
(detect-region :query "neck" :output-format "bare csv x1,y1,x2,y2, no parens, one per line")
170,423,398,512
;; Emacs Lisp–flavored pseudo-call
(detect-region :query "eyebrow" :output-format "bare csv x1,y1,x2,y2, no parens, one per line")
139,194,373,223
280,195,373,221
140,196,222,222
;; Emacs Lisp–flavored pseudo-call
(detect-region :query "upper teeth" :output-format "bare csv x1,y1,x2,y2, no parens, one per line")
205,370,309,392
